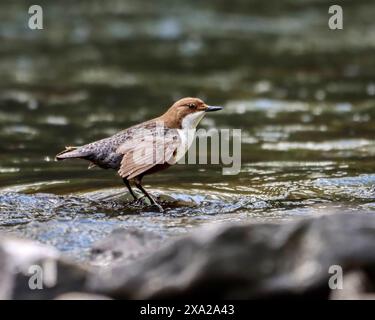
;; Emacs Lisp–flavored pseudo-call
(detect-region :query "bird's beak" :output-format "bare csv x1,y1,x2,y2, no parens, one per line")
205,105,223,112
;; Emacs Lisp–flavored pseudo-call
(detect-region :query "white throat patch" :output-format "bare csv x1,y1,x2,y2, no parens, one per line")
181,111,205,130
174,111,205,162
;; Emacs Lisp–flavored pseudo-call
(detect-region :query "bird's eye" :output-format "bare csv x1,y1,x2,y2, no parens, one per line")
187,103,196,109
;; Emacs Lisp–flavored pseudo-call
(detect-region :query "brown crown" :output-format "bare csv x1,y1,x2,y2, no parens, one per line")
158,97,207,128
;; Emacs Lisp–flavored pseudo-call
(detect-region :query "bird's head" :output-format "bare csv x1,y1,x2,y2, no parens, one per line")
161,97,222,129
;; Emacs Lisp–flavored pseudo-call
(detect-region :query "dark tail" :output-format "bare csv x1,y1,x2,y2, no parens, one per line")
55,146,90,161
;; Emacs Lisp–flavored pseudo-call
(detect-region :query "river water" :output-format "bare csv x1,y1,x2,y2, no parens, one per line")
0,0,374,259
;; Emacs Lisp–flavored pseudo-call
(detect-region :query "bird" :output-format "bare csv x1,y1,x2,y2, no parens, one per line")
55,97,222,212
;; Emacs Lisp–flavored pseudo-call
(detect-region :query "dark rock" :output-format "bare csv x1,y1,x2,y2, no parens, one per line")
329,271,375,300
89,228,166,267
4,213,375,299
0,246,13,299
0,235,90,299
88,213,375,299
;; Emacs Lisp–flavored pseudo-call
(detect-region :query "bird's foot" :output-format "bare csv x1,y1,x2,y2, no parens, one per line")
151,202,164,213
134,196,164,213
132,195,146,206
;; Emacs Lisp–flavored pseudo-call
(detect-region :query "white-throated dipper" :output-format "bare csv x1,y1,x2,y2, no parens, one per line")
56,97,222,211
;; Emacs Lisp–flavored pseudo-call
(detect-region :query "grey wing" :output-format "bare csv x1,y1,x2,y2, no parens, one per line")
117,128,181,179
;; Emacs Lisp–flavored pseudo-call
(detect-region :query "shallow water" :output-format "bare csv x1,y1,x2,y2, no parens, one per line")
0,0,374,259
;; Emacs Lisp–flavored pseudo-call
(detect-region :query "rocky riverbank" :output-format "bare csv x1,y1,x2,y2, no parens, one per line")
2,212,375,300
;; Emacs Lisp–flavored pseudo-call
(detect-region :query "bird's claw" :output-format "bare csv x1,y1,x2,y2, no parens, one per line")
132,195,146,206
152,202,164,213
132,196,164,212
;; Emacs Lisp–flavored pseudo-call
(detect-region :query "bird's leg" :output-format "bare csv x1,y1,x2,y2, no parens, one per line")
123,178,138,201
124,178,146,205
133,194,146,205
134,178,164,212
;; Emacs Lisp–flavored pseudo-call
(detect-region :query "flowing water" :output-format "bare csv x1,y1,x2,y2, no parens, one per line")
0,0,374,260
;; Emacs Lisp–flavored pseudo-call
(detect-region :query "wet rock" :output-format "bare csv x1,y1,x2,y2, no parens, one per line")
88,213,375,299
0,235,90,299
89,228,166,267
4,213,375,299
0,246,13,299
329,271,375,300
